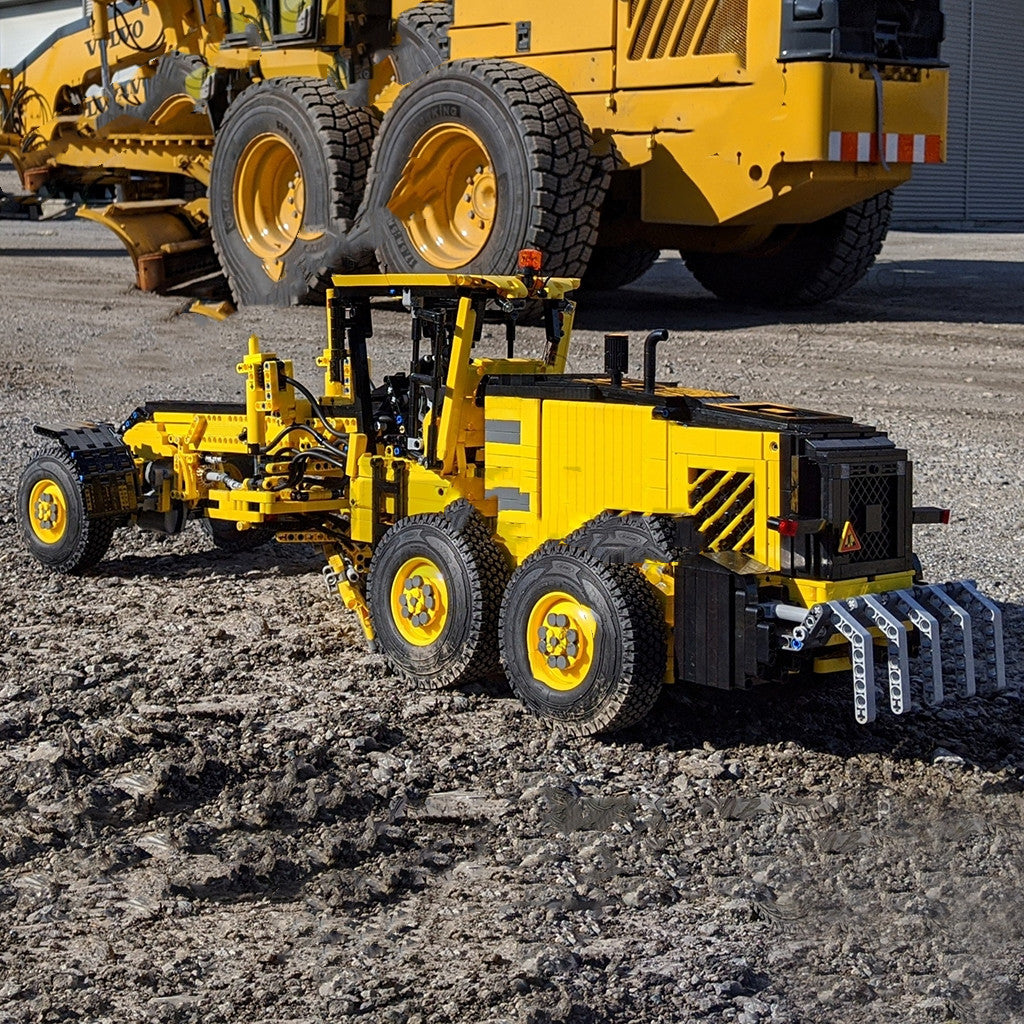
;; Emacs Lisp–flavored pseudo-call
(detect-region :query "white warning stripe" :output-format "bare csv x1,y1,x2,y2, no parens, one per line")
827,131,943,164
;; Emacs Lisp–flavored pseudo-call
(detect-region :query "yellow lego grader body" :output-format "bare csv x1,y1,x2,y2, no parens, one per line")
1,1,947,307
17,265,1005,735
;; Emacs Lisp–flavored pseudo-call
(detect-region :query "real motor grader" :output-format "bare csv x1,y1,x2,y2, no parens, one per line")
17,257,1005,735
0,0,947,308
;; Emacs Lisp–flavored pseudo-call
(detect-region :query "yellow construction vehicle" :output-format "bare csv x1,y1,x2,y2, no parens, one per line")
1,1,947,306
16,256,1005,734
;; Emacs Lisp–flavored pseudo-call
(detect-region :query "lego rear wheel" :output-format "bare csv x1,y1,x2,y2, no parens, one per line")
16,447,115,575
684,191,893,307
367,512,507,689
499,547,666,736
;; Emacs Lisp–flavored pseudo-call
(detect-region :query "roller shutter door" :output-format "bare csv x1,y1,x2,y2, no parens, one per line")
895,0,1024,226
893,1,969,224
966,2,1024,221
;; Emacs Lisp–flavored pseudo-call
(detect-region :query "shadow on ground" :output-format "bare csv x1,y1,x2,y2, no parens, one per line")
578,258,1024,333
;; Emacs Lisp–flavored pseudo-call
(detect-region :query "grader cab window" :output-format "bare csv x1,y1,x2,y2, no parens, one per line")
224,0,318,43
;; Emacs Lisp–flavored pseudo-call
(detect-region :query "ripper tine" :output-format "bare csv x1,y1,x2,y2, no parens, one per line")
946,580,1006,692
883,590,943,706
860,595,911,715
916,585,976,698
828,603,877,725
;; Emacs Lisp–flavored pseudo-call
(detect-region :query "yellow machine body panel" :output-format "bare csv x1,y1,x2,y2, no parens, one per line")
483,393,785,571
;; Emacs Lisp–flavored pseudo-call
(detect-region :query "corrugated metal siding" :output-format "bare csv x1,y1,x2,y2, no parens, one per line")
895,0,1024,225
965,1,1024,221
894,1,970,224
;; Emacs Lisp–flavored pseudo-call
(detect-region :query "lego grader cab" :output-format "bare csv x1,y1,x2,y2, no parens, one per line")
17,259,1005,735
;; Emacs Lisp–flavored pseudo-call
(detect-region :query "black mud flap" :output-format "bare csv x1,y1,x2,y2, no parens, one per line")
34,423,140,518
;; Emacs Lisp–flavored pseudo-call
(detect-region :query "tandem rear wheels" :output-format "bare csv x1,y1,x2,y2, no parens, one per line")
366,512,668,736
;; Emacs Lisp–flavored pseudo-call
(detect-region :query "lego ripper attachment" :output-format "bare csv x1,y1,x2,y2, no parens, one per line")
780,581,1006,724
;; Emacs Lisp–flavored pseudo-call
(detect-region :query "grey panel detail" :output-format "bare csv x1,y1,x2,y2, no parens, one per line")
485,419,522,445
486,487,531,512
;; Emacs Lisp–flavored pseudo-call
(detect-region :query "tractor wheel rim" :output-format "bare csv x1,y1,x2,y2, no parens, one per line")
28,478,69,544
234,133,306,264
390,556,450,646
387,123,496,269
526,591,597,692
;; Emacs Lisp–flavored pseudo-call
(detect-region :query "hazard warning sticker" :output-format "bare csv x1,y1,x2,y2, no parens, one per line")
838,522,862,554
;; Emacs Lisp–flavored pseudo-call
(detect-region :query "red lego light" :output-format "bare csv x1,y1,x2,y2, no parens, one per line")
777,518,800,537
518,249,543,272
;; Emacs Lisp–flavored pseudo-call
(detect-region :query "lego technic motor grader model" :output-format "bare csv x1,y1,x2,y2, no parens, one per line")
16,258,1005,735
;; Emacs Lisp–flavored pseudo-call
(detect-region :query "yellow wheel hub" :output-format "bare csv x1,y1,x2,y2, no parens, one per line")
234,133,306,277
390,556,450,647
387,123,496,269
28,478,69,544
526,591,597,692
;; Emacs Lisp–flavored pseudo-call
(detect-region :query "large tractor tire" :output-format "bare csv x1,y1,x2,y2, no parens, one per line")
499,546,667,736
209,78,378,306
17,448,115,575
684,191,894,307
99,51,206,128
365,59,606,279
392,1,452,82
366,508,508,689
581,245,660,291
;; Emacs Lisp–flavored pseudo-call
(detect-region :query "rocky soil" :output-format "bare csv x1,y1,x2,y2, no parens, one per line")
1,188,1024,1023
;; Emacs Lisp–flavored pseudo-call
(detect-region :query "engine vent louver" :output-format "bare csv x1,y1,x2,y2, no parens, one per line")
688,468,756,555
626,0,747,61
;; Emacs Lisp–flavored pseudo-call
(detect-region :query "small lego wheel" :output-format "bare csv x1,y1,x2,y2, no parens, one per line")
499,547,666,736
17,447,115,574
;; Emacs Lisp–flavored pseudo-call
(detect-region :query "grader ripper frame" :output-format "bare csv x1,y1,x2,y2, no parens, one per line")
0,0,947,307
17,265,1005,735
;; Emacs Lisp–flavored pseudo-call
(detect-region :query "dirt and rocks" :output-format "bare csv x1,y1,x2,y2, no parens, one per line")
2,188,1024,1023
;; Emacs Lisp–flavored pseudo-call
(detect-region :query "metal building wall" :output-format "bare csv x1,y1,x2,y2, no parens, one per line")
895,0,1024,225
0,0,83,68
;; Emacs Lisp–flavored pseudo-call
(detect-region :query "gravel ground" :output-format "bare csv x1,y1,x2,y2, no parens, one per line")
2,184,1024,1023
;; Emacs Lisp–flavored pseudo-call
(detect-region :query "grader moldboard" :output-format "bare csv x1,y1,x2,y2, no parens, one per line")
17,256,1005,735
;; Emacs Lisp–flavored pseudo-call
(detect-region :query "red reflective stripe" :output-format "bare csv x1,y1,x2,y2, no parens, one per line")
841,132,859,162
898,134,916,163
925,135,942,163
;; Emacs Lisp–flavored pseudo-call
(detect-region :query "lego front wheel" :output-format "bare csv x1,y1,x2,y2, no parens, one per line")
499,547,667,736
16,447,115,575
366,511,508,689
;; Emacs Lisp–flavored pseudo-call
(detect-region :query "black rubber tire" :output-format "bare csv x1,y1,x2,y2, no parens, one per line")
203,518,273,553
17,447,116,575
581,245,660,291
499,546,666,736
367,509,508,689
393,1,452,82
366,59,606,279
98,51,206,128
209,77,378,307
684,191,894,308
